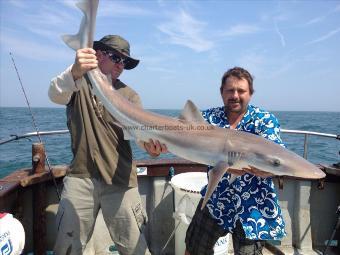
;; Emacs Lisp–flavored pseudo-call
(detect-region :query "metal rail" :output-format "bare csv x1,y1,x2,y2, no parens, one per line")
0,130,69,145
281,129,338,139
0,129,339,159
281,129,339,159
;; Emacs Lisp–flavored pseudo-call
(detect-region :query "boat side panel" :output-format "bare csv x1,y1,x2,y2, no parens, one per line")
1,162,340,254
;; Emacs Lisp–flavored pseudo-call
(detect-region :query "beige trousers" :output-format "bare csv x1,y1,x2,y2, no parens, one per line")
54,176,151,255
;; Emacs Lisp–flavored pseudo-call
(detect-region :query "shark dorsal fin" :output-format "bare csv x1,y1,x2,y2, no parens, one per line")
178,100,205,123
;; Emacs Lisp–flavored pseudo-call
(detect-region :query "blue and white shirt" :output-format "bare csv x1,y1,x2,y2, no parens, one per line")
200,105,287,240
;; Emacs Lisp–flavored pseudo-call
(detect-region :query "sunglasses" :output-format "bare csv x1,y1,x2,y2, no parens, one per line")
102,51,127,65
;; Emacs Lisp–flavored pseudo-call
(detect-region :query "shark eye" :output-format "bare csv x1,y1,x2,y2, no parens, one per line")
272,159,281,167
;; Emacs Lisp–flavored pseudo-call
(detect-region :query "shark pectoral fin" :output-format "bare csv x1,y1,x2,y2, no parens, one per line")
201,162,229,210
229,174,237,184
178,100,206,123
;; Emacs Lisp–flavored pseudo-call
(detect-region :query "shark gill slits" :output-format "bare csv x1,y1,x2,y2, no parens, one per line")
227,151,242,166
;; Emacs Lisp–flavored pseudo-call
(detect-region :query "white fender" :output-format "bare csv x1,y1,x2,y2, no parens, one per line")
0,213,25,255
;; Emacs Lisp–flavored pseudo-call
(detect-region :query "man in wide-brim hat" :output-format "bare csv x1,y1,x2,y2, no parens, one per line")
93,34,139,70
49,34,167,255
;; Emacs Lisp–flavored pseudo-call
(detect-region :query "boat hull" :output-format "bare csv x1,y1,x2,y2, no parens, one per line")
1,160,340,254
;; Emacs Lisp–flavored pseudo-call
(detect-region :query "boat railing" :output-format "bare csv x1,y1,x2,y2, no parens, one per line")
280,129,340,159
0,130,69,145
0,129,339,160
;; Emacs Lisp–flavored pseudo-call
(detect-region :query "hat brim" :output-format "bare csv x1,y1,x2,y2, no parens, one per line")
93,41,139,70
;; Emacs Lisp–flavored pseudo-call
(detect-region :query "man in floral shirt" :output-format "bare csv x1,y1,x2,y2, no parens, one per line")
185,67,286,255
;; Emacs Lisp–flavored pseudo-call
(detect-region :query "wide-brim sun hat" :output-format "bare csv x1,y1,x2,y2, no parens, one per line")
93,35,139,70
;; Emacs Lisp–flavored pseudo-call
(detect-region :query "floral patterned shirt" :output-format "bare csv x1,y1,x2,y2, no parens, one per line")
200,105,287,240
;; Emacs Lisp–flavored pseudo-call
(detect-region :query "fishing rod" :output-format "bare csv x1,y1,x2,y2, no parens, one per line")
9,52,61,201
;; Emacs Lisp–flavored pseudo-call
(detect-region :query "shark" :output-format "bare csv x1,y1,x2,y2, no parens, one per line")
62,0,326,209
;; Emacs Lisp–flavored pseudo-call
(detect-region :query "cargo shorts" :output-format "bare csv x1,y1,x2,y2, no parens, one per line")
54,176,151,255
185,199,264,255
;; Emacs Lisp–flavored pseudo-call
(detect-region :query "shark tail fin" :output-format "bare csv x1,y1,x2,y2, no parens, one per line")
61,0,98,50
61,0,89,50
61,33,82,51
75,0,91,13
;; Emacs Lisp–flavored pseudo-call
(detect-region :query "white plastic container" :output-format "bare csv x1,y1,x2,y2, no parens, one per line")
171,172,229,255
0,213,25,255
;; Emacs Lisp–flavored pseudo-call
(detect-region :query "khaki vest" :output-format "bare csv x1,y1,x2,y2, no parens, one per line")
66,76,141,187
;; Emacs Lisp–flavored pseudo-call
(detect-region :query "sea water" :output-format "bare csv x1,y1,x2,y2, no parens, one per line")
0,107,339,179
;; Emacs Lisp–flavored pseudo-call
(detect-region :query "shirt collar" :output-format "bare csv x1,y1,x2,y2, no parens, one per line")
220,105,252,130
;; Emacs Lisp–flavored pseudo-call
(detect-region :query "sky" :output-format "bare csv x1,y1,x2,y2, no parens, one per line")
0,0,340,111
